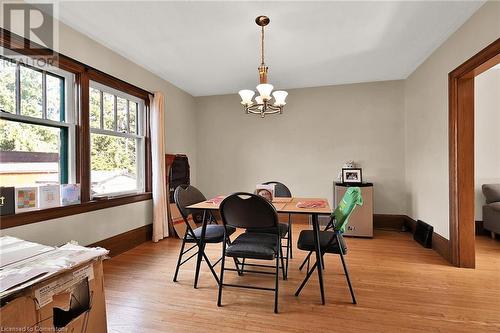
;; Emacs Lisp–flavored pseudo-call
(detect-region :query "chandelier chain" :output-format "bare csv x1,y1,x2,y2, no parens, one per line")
261,26,265,65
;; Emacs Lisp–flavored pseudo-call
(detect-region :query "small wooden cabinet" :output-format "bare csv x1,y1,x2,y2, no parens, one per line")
334,182,374,237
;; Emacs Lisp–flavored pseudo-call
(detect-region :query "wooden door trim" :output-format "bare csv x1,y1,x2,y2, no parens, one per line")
449,38,500,268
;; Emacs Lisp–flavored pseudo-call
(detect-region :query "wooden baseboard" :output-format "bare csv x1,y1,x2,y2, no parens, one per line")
89,224,152,257
475,220,490,236
432,231,450,262
373,214,408,230
404,215,450,263
373,214,450,263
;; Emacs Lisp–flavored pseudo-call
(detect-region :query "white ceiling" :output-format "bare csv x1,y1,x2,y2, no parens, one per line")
53,1,484,96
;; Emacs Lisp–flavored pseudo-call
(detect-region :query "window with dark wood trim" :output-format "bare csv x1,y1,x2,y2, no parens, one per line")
0,29,152,229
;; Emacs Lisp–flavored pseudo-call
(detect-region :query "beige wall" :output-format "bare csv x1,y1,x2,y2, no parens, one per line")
195,81,407,214
404,1,500,238
1,18,196,245
474,68,500,221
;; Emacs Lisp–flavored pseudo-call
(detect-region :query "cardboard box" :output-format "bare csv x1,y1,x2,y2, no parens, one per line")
1,260,107,332
0,237,108,333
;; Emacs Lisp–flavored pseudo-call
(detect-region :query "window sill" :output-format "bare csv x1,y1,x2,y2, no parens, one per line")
0,192,152,230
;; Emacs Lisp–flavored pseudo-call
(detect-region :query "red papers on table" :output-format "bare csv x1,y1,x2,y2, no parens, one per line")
296,200,327,209
206,196,225,205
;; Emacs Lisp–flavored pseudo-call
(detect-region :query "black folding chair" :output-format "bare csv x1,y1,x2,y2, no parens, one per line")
218,192,283,313
172,185,237,288
295,187,363,304
244,181,292,278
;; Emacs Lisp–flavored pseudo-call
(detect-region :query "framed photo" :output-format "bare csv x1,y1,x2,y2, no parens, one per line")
255,184,275,202
60,184,81,206
15,186,38,213
342,168,363,184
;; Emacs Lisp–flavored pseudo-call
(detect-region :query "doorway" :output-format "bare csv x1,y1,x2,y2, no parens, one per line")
449,38,500,268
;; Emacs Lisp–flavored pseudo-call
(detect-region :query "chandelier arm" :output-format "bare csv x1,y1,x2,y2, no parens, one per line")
246,108,262,115
247,104,263,112
264,109,281,115
266,104,282,111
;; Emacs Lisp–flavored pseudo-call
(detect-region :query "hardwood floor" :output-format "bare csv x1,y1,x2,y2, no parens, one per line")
103,226,500,333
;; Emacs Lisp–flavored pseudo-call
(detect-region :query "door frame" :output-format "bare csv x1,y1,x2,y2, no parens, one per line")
449,38,500,268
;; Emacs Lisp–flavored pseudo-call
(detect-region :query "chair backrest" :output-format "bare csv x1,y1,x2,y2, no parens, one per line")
262,181,292,198
174,185,207,222
332,187,363,232
220,192,279,231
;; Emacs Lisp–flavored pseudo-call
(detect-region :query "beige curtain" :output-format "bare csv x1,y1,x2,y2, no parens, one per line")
150,92,169,242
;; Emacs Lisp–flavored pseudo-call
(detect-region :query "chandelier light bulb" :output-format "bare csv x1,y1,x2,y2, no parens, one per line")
238,89,255,106
272,90,288,106
256,83,273,101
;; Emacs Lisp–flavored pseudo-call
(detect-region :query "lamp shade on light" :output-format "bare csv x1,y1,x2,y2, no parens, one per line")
256,84,273,101
272,90,288,106
238,89,255,106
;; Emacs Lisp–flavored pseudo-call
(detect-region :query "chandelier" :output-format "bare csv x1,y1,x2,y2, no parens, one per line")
238,16,288,118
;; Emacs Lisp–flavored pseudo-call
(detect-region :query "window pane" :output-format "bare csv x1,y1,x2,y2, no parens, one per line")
0,119,60,186
129,102,137,134
46,74,63,121
103,92,115,130
20,66,43,118
90,88,101,128
0,60,16,113
91,133,138,196
117,97,127,132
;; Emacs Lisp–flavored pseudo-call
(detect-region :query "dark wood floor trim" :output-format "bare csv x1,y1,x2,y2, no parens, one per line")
432,232,451,263
89,224,153,257
374,214,451,263
373,214,408,231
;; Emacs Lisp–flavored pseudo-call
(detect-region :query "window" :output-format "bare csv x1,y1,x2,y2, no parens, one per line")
89,81,145,197
0,57,75,188
0,31,151,227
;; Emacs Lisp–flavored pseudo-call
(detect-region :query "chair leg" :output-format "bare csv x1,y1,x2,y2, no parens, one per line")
288,213,293,259
279,242,287,280
217,237,226,307
274,252,279,313
299,252,312,271
241,258,246,274
173,236,187,282
339,248,356,304
285,233,290,278
299,251,313,271
295,261,318,296
201,251,220,285
194,239,205,289
226,237,242,276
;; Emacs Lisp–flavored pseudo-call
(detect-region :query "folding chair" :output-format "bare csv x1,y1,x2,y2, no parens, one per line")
295,187,363,304
218,192,283,313
172,185,237,288
244,181,292,278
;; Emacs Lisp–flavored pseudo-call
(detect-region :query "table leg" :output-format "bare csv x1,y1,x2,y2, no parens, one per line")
194,209,208,289
312,213,325,304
